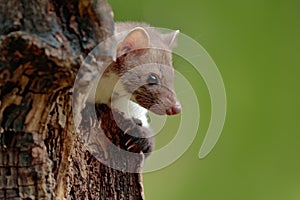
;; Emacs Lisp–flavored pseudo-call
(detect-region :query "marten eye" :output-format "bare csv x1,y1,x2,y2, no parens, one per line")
147,74,159,85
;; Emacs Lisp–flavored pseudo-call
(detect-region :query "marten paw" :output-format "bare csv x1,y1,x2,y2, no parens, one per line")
123,125,154,156
103,106,154,157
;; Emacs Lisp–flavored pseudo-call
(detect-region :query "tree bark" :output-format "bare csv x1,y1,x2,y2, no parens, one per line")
0,0,145,199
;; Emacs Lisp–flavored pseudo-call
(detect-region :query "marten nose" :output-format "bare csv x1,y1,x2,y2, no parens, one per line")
166,101,181,115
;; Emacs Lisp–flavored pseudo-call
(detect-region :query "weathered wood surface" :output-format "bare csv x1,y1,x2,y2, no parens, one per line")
0,0,146,199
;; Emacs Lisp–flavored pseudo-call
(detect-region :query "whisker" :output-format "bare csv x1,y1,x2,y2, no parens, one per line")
136,93,159,104
135,94,155,103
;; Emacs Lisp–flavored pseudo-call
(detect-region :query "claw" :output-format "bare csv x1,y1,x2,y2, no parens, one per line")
125,138,133,146
127,144,136,151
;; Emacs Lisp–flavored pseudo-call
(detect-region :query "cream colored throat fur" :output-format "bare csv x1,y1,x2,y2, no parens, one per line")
88,72,150,127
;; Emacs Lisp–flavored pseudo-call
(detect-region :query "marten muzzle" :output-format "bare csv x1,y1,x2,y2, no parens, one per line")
166,101,181,115
147,95,181,116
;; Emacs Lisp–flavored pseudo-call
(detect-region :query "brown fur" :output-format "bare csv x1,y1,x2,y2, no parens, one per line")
104,22,180,115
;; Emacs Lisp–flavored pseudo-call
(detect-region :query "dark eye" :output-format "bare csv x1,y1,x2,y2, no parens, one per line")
147,74,159,85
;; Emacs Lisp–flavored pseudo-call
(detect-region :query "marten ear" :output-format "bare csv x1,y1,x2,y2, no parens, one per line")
163,30,179,48
117,27,150,57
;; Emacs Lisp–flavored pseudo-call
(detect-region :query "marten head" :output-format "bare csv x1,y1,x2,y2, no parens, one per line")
110,26,181,115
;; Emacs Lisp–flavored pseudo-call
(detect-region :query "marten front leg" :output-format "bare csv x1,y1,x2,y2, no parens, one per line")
97,104,154,157
123,118,154,156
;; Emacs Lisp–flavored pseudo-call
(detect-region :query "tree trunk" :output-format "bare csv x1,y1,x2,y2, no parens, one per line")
0,0,145,199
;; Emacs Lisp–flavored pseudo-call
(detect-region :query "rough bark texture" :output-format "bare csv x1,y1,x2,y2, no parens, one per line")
0,0,145,199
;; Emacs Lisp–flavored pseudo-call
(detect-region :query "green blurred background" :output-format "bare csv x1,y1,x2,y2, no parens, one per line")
109,0,300,199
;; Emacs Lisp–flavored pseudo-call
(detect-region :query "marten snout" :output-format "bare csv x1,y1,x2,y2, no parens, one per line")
165,94,181,115
146,92,181,116
166,101,181,115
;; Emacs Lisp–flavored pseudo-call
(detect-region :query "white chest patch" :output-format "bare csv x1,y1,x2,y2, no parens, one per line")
87,72,150,127
111,96,150,128
127,101,149,127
